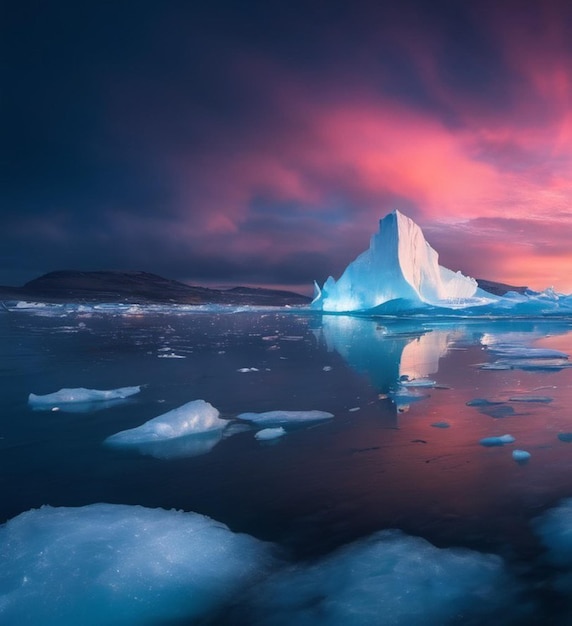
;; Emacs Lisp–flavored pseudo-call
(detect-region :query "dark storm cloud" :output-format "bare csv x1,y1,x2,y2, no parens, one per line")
3,0,572,291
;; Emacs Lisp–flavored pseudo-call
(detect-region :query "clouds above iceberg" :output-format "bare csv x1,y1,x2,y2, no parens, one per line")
4,1,572,291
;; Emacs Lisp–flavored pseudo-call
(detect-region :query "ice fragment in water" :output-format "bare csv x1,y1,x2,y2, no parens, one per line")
255,427,286,441
29,386,141,409
512,450,531,463
237,410,334,426
509,395,552,403
558,433,572,443
431,421,450,428
479,434,515,447
105,399,227,446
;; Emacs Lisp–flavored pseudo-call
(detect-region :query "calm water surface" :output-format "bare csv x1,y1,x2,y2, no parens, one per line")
3,308,572,622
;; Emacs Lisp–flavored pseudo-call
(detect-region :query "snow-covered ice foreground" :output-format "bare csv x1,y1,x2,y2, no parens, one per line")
0,504,524,626
0,504,274,625
29,386,141,409
243,529,518,626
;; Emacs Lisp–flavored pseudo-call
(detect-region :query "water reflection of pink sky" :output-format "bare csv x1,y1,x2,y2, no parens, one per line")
307,318,572,552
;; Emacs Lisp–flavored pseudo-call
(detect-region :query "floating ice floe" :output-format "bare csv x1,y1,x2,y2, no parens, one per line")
512,450,531,463
237,410,334,426
0,504,274,625
479,434,516,447
466,398,504,407
508,395,553,403
105,400,228,447
431,421,450,428
255,427,286,441
488,345,568,359
28,386,141,410
558,433,572,443
245,529,516,626
400,377,437,388
237,367,260,373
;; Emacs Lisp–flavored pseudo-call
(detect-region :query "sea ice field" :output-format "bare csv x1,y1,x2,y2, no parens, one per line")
5,305,572,624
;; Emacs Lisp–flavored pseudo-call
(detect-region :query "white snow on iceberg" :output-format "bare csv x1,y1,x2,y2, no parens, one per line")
0,503,274,625
105,399,228,446
28,386,141,409
313,210,480,312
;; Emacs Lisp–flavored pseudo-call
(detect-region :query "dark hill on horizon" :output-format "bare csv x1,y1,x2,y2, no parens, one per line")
0,270,527,306
0,270,312,306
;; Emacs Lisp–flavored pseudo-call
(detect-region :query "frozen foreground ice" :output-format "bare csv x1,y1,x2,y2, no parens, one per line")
28,386,141,409
0,504,274,625
0,504,527,626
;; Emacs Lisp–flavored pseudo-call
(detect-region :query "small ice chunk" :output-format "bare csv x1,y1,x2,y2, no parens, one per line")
322,366,333,371
238,410,334,426
466,398,503,407
255,427,286,441
105,400,227,445
158,353,186,359
489,346,568,359
237,367,259,373
29,386,141,409
401,378,437,388
349,406,361,412
431,421,450,428
512,449,531,463
479,434,515,447
479,362,512,370
558,433,572,443
509,395,552,403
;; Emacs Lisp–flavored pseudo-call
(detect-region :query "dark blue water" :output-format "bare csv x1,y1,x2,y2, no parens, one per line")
3,308,572,623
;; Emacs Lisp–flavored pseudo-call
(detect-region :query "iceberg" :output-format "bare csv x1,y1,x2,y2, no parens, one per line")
105,399,228,446
312,210,481,312
28,386,141,409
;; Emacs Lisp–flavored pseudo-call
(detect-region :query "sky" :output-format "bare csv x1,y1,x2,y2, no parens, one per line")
3,0,572,294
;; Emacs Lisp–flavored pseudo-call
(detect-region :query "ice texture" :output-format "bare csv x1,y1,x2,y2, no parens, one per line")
245,529,514,626
238,410,334,426
533,498,572,596
105,399,227,446
0,503,273,625
312,210,479,312
28,386,141,409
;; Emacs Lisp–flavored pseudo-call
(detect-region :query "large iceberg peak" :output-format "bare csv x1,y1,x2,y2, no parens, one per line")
313,210,478,312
